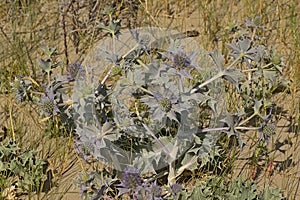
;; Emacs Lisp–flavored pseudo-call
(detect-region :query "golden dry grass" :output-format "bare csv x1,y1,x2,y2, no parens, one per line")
0,0,300,199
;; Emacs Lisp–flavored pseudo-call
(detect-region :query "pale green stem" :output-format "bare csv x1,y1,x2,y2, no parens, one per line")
238,112,257,126
190,71,224,93
136,85,153,96
234,126,260,131
142,123,170,155
227,52,245,69
191,53,245,94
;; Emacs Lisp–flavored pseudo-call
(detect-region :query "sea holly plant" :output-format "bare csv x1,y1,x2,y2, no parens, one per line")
179,176,283,199
10,15,286,198
0,140,46,198
70,15,285,198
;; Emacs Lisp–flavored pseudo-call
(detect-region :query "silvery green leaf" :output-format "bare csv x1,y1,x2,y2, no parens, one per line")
208,98,218,114
100,47,119,64
102,122,114,134
239,37,251,52
130,29,150,46
220,111,244,137
97,19,121,37
127,68,145,86
253,99,262,114
41,45,57,57
263,69,277,82
37,58,51,73
181,153,198,171
209,49,224,71
133,154,157,174
223,69,245,91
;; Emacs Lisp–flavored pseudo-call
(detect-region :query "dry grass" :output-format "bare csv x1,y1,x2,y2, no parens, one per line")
0,0,300,199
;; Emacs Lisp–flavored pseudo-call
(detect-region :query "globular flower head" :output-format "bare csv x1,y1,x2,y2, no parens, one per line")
39,86,59,116
172,51,192,70
117,167,143,197
150,181,162,198
122,167,143,189
67,62,85,80
159,97,172,112
258,108,276,142
259,120,276,142
164,48,198,79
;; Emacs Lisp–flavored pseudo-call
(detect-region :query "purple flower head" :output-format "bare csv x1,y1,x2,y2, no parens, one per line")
164,49,198,79
122,167,143,189
116,167,144,198
258,110,276,142
40,86,60,116
255,106,276,142
67,62,85,80
150,181,162,198
260,123,276,142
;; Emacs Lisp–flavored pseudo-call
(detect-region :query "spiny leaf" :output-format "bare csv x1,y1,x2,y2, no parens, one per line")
223,69,245,91
209,49,224,71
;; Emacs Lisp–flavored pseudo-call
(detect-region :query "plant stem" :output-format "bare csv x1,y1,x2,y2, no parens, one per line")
239,112,257,126
190,71,224,93
199,127,230,133
142,123,170,155
136,85,153,96
190,53,246,93
234,126,259,131
9,100,15,141
227,52,245,69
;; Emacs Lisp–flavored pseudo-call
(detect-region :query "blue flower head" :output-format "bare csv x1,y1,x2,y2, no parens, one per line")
164,48,198,79
67,62,85,80
122,167,143,189
40,86,60,116
141,84,182,125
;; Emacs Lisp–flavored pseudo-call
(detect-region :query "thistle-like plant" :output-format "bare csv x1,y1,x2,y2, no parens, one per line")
9,13,285,199
0,140,46,197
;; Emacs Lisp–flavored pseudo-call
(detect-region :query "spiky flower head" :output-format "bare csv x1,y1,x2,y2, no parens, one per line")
260,123,276,142
173,51,192,70
141,84,183,124
159,97,172,112
122,167,143,189
67,62,84,80
39,86,59,116
150,181,162,198
164,48,198,79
